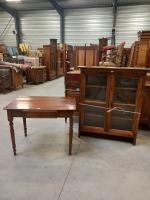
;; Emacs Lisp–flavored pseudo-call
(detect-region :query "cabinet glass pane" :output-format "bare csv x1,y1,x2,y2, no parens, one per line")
84,106,105,127
85,75,107,101
113,77,138,104
115,77,138,88
111,109,134,131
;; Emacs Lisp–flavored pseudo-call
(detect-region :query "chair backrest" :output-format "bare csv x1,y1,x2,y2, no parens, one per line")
6,47,14,57
115,42,125,66
12,47,19,56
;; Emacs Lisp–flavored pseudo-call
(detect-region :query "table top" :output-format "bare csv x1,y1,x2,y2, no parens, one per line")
4,96,76,111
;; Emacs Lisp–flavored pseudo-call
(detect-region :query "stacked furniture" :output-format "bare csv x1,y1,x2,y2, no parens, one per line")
129,41,150,67
65,45,99,112
79,66,149,144
128,31,150,68
138,31,150,41
74,45,99,68
5,47,24,63
43,39,57,80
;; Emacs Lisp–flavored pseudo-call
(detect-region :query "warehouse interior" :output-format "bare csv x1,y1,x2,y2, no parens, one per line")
0,0,150,200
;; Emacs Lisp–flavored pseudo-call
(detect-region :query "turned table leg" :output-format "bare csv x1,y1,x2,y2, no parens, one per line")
8,112,16,155
69,115,73,155
23,117,27,137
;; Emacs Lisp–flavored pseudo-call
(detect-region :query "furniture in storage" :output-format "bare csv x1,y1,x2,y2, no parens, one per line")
0,65,23,89
57,45,65,77
140,74,150,125
43,39,57,80
99,38,108,61
128,40,150,67
65,45,99,72
24,57,40,67
0,68,12,93
65,70,80,113
74,45,99,68
79,66,149,144
26,66,47,84
4,96,76,155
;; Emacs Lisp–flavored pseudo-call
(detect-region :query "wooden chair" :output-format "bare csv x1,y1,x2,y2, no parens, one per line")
100,42,125,67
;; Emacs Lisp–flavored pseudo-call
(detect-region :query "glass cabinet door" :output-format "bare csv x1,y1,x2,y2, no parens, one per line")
85,74,107,102
110,76,139,131
83,105,105,127
111,109,134,131
113,76,138,105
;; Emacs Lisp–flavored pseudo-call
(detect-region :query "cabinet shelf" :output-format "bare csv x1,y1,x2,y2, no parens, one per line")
115,87,137,91
84,99,106,106
86,85,106,89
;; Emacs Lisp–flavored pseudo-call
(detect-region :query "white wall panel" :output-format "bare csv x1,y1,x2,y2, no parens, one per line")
0,11,16,46
116,5,150,47
20,10,60,49
65,8,113,45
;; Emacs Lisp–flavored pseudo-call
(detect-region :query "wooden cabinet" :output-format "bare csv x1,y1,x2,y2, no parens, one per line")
65,70,80,113
79,66,149,144
43,39,57,80
74,46,99,68
27,66,47,84
57,48,65,77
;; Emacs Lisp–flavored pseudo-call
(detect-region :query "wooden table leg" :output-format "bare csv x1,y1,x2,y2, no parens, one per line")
23,117,27,137
65,117,67,123
8,112,16,155
69,115,73,155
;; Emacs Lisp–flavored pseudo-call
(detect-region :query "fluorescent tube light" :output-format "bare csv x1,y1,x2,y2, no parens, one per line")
6,0,21,2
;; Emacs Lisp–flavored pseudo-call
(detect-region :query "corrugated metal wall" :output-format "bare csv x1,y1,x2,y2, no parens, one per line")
65,8,113,45
20,10,60,49
0,11,16,46
116,5,150,47
1,5,150,48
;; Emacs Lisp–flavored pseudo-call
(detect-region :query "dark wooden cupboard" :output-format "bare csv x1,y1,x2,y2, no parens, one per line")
79,66,149,144
43,39,57,81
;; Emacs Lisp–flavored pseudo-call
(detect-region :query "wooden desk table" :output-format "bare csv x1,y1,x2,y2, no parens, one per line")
4,96,76,155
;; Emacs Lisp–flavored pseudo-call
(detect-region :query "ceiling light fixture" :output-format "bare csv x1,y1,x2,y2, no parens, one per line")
6,0,21,2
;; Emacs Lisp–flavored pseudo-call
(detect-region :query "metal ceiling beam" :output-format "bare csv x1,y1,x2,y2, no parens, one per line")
47,0,63,15
112,0,118,45
0,2,16,17
0,2,22,46
47,0,64,43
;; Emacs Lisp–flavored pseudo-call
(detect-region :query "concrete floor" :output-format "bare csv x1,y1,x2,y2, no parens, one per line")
0,77,150,200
